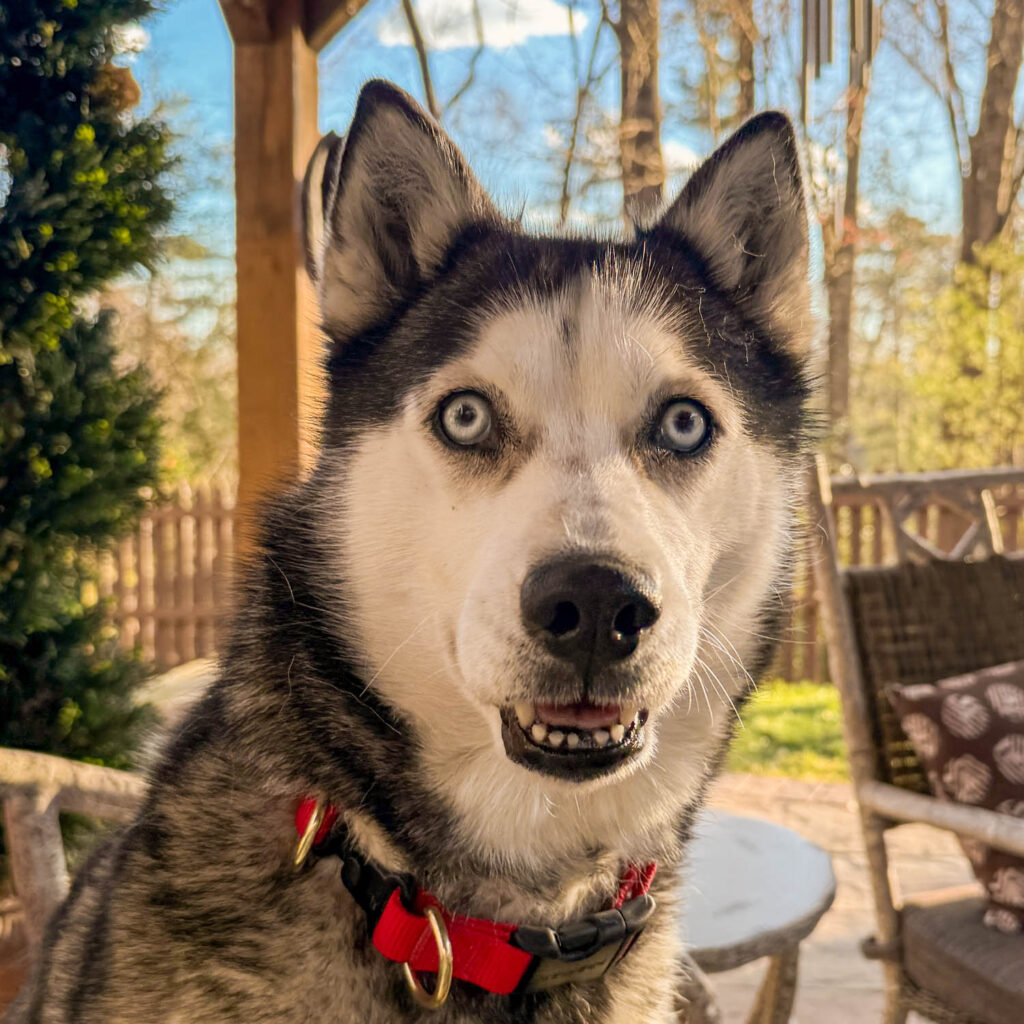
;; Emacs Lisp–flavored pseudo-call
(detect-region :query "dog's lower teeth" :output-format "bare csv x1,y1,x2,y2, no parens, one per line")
515,703,534,729
620,704,639,728
516,708,642,751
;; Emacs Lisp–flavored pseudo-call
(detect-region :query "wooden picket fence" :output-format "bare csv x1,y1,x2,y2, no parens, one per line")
100,475,1024,679
96,482,237,667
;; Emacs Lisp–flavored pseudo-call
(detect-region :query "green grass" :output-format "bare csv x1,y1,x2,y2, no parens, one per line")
727,681,850,781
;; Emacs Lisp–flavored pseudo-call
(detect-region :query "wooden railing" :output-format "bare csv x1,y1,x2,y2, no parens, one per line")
0,749,144,953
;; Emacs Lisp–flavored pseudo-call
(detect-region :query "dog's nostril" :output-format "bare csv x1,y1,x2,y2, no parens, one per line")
611,598,659,639
547,601,580,637
612,604,641,638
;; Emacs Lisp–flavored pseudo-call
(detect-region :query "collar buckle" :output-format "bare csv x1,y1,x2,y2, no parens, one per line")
511,893,656,993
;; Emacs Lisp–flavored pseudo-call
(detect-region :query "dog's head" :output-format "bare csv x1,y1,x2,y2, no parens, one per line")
301,81,812,849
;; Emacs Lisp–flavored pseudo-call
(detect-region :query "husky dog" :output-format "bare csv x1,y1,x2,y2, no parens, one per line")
8,80,813,1024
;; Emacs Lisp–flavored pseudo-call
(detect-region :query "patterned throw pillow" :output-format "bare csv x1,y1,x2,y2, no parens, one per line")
887,660,1024,934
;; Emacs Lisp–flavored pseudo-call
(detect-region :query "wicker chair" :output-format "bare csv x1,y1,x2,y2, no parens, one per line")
809,459,1024,1024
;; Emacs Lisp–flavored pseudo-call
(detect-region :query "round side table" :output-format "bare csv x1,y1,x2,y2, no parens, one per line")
677,809,837,1024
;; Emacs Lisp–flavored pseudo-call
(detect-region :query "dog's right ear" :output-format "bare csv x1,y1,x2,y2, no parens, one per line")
653,112,812,353
303,80,501,340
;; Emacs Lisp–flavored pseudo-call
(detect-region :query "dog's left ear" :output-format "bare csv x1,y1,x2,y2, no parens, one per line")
304,80,502,340
653,112,811,352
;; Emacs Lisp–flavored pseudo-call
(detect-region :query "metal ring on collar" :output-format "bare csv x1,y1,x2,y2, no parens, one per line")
402,905,453,1010
294,798,325,868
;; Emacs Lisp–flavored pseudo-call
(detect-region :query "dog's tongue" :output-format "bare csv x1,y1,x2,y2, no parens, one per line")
534,702,620,729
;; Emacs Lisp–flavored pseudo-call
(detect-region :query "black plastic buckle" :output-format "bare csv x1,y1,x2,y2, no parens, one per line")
333,841,418,931
510,894,656,993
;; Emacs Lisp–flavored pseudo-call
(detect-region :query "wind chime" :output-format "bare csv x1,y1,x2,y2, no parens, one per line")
802,0,880,123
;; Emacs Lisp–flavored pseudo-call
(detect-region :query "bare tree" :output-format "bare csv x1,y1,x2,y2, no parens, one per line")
606,0,666,223
558,3,612,225
821,59,871,455
892,0,1024,263
400,0,485,122
733,0,756,119
961,0,1024,261
662,0,762,144
401,0,440,119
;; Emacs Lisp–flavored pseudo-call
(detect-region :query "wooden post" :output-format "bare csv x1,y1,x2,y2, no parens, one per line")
220,0,322,552
806,459,902,965
2,789,68,952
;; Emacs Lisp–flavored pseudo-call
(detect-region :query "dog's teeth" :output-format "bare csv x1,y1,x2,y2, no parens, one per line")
610,724,625,743
619,704,639,727
566,732,580,749
530,723,548,744
547,730,564,748
515,703,534,729
593,729,610,747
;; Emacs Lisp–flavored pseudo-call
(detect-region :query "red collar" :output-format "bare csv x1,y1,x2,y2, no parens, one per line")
295,798,657,998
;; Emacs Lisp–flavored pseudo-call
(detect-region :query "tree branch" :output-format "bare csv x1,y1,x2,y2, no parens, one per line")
559,6,609,226
446,0,485,110
934,0,970,175
599,0,621,35
1006,120,1024,215
401,0,440,120
887,4,969,177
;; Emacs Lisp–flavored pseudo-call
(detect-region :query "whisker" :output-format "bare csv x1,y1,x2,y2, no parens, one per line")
359,613,434,697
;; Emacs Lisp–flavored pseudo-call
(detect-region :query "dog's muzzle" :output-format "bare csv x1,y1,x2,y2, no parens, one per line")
506,556,657,779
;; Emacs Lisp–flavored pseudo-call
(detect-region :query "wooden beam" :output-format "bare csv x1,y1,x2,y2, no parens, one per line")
231,0,322,547
218,0,274,44
304,0,372,51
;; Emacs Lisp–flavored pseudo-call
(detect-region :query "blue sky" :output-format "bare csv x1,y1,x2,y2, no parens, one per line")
129,0,968,261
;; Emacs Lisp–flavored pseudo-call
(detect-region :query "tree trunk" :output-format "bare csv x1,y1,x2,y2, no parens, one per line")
617,0,664,224
825,65,869,459
960,0,1024,262
735,0,755,120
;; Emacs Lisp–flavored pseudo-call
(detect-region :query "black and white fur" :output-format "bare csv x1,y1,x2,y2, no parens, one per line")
7,81,814,1024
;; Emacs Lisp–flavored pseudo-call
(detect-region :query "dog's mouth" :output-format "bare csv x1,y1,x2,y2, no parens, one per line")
499,701,650,780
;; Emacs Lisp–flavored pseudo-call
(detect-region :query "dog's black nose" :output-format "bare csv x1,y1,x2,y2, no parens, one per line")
520,558,660,678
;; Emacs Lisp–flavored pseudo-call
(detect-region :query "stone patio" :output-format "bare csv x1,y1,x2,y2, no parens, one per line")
705,773,977,1024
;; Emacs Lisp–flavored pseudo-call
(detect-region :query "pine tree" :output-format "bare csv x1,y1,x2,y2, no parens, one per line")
0,0,172,767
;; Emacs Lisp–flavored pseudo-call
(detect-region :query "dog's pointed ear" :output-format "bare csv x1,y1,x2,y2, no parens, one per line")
303,130,345,286
654,112,812,351
303,80,502,339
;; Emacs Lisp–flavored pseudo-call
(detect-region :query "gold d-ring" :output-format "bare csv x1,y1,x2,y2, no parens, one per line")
402,905,453,1010
293,799,325,868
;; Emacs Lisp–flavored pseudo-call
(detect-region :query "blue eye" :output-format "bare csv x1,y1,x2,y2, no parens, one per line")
438,391,493,446
656,399,712,454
